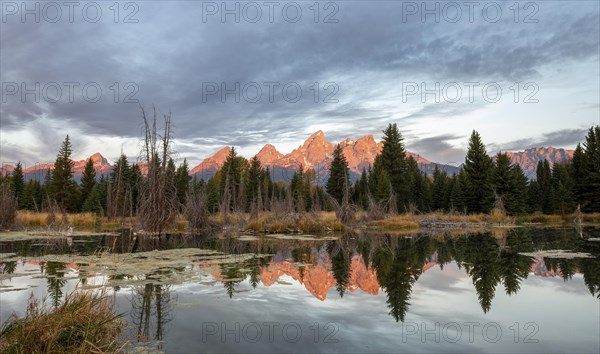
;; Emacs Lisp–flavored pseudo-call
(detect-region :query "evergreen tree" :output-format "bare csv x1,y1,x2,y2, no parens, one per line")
368,157,383,198
129,163,143,214
450,172,467,212
48,135,80,211
464,131,495,213
354,168,369,210
83,175,108,215
206,177,221,213
580,126,600,212
572,144,586,205
175,159,191,209
432,166,449,211
535,160,553,214
375,169,392,203
493,153,513,201
220,148,245,212
11,162,24,209
108,154,131,217
551,161,575,215
492,153,528,215
79,158,96,211
261,167,274,211
21,180,42,211
505,164,529,215
406,156,432,211
290,166,312,212
246,156,263,212
379,124,408,211
326,144,350,204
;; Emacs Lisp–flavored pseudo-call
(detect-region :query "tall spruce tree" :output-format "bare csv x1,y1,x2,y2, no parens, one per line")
581,126,600,212
326,144,350,204
572,144,586,206
129,163,142,214
450,172,467,212
175,159,191,209
290,166,312,212
79,158,96,211
83,175,108,215
379,124,408,211
48,135,80,211
492,152,528,215
246,156,263,212
108,154,131,217
505,164,529,215
464,131,495,213
375,169,392,203
21,180,42,211
220,148,245,212
354,168,369,210
432,166,449,211
535,160,553,214
551,161,575,214
12,162,24,209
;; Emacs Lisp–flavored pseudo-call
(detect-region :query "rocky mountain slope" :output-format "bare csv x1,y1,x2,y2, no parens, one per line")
2,133,575,182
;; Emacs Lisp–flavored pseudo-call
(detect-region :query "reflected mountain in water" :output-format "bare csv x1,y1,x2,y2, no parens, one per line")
2,228,599,324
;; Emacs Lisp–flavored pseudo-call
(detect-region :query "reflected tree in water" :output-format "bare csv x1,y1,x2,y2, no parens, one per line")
0,261,17,274
130,279,176,349
371,236,431,322
45,262,67,308
499,233,534,296
328,241,351,298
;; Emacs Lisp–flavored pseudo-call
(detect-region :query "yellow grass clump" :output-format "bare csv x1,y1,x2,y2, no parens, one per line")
0,291,125,353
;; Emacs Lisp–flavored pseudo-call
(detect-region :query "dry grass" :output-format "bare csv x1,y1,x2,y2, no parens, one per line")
11,210,600,234
582,213,600,223
245,211,344,233
16,211,100,228
366,214,420,230
0,290,125,353
15,211,142,232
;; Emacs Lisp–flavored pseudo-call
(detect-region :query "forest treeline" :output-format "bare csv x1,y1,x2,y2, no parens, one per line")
1,115,599,231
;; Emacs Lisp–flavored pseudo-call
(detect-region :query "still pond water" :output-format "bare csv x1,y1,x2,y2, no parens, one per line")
1,227,599,353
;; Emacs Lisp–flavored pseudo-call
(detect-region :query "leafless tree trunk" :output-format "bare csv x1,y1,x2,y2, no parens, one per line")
0,183,17,229
329,176,355,225
185,186,212,232
367,195,385,221
138,106,178,234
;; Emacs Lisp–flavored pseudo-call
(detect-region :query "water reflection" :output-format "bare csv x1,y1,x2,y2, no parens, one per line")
1,228,599,324
130,282,176,349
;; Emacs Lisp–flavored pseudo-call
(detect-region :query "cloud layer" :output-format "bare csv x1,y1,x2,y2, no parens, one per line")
1,1,598,164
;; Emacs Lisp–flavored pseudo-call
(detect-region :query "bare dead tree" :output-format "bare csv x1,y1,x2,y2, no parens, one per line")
328,176,355,225
367,195,385,221
185,186,213,232
0,183,17,229
138,106,178,234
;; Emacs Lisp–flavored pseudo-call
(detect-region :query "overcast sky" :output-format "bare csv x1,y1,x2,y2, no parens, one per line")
1,1,598,167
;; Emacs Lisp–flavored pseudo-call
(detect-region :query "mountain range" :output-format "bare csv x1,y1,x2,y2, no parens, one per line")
2,131,574,182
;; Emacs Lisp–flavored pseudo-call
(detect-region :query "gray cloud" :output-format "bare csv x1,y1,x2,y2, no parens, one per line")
406,134,467,165
489,128,588,152
1,1,598,164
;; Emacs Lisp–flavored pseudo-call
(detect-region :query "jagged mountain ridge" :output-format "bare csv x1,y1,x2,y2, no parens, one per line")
189,130,460,181
503,147,574,178
2,133,574,182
